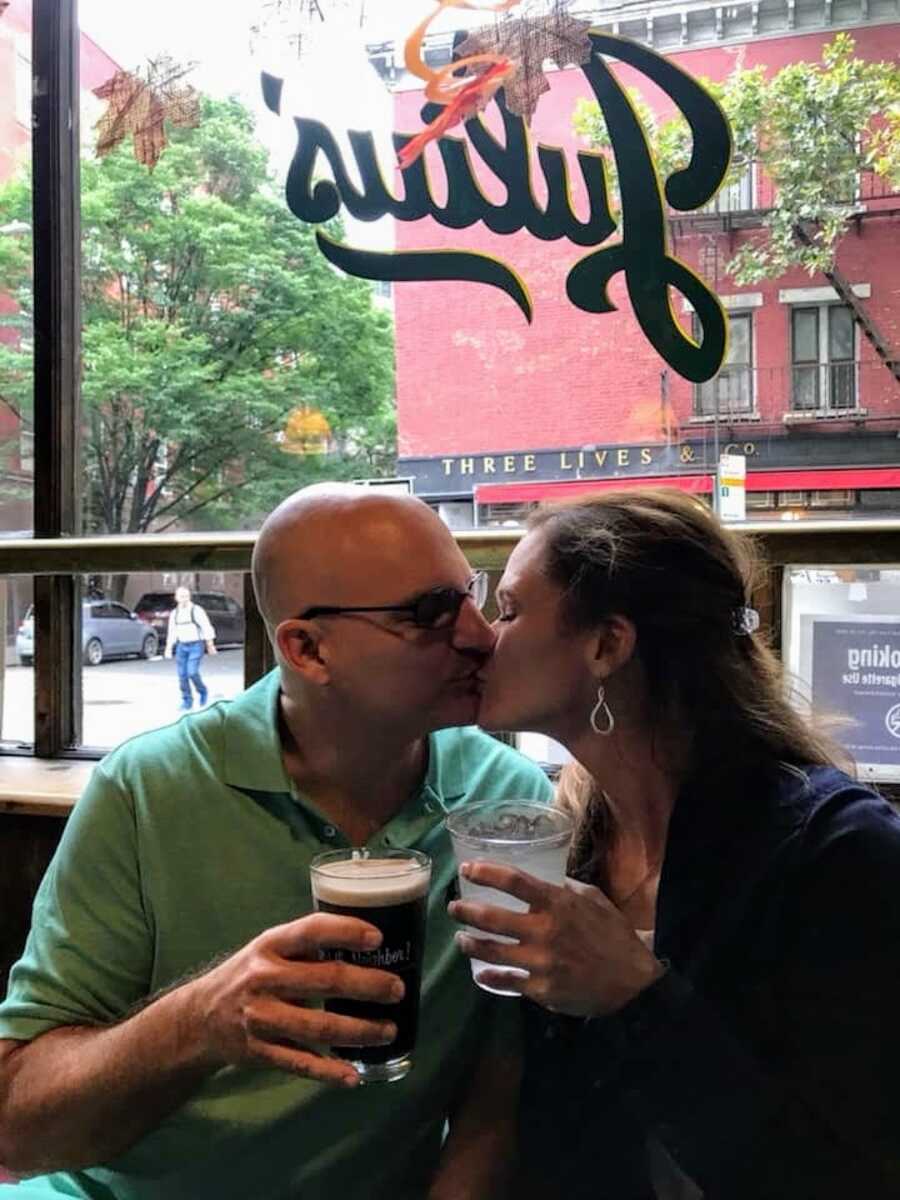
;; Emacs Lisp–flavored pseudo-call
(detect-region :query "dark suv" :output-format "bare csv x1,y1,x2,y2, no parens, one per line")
134,591,245,647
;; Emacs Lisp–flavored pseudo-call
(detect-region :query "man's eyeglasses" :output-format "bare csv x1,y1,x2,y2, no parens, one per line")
298,571,488,631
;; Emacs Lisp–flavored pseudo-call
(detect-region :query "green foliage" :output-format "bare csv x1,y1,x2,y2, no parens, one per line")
0,94,396,533
572,34,900,282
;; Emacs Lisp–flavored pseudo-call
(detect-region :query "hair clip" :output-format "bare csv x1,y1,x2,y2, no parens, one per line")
732,606,760,636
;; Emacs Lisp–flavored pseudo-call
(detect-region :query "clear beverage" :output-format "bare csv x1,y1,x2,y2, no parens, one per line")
310,849,431,1083
445,801,574,996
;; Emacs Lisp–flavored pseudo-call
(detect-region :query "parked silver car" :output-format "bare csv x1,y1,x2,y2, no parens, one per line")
16,601,159,667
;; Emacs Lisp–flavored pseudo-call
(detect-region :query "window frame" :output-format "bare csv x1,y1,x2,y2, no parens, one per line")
2,0,898,773
790,303,859,413
693,310,756,418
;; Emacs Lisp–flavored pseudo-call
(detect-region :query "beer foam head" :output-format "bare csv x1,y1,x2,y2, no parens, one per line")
312,857,430,907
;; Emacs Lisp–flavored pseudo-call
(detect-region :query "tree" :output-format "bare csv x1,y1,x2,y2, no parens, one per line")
0,92,396,539
572,34,900,282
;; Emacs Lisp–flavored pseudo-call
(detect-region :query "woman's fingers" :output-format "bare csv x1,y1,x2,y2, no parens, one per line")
455,932,535,970
459,862,557,908
448,898,533,940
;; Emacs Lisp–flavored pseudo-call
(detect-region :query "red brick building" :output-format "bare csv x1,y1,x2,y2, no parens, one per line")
371,1,900,525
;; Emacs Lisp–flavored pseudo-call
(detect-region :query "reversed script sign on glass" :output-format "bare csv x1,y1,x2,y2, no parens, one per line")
262,33,733,384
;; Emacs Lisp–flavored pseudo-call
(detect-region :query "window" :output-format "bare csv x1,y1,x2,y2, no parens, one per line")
702,159,754,213
1,1,899,764
746,490,775,511
0,7,35,536
810,490,856,509
694,312,754,417
778,491,809,507
791,305,857,411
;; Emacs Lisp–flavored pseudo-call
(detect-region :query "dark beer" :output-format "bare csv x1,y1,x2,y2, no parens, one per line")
310,851,430,1082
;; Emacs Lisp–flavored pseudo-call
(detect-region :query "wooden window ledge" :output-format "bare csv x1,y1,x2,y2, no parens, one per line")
0,759,93,817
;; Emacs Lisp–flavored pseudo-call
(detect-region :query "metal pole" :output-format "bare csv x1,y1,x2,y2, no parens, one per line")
712,378,721,516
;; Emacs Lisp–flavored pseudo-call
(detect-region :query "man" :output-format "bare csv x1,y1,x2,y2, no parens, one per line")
164,585,217,710
0,486,551,1200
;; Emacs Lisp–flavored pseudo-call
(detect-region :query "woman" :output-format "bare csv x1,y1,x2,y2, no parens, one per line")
449,489,900,1199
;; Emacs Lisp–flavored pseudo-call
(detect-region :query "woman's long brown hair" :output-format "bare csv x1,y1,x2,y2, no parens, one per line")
528,488,843,883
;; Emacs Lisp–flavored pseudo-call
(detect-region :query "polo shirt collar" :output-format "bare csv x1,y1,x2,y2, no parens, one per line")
221,668,469,826
222,669,294,794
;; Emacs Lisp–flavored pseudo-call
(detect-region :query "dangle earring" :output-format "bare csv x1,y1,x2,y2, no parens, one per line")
589,684,615,736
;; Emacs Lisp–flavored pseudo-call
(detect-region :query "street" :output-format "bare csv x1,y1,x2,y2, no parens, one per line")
1,648,245,750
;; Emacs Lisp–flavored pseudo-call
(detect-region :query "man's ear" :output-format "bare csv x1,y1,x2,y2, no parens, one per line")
275,620,331,685
584,614,637,681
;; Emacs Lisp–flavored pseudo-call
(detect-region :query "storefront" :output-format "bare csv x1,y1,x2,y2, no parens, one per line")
400,431,900,526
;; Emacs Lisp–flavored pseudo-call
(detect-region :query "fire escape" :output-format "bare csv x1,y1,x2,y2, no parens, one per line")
668,165,900,394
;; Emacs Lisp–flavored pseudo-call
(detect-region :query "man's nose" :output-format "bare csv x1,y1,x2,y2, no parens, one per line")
452,596,496,653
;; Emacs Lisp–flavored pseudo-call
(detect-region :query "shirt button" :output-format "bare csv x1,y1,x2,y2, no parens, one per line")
323,825,336,839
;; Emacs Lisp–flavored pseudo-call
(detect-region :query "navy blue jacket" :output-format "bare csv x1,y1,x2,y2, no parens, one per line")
517,766,900,1198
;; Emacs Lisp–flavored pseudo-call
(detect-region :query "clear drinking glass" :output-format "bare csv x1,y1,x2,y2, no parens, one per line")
445,801,574,995
310,848,431,1083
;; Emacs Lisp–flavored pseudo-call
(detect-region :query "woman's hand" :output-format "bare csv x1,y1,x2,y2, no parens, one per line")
448,863,665,1018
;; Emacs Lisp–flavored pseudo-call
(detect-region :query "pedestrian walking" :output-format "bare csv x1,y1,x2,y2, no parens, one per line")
164,586,217,709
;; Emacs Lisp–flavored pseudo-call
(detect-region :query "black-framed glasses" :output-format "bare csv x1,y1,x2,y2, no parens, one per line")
298,571,489,631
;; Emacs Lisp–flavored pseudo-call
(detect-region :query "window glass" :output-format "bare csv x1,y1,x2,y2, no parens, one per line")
0,0,34,535
792,308,819,363
78,570,246,749
1,574,34,746
64,2,898,561
5,0,878,757
77,1,396,540
695,312,753,416
828,306,854,361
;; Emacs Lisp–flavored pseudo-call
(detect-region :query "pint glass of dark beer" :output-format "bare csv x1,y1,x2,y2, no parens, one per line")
310,848,431,1083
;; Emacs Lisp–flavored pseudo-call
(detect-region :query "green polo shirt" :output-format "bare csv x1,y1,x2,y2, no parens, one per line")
0,671,552,1200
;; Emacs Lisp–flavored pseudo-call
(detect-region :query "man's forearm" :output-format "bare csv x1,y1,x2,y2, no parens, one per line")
0,981,213,1174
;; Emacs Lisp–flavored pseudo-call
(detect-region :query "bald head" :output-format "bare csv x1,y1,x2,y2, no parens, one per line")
252,484,461,632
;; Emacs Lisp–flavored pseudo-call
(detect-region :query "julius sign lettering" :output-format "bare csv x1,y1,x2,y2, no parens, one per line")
262,32,732,383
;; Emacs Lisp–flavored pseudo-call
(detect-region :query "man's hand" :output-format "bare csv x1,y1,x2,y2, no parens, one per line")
164,648,173,659
0,913,404,1173
190,912,404,1087
206,641,217,655
449,864,664,1018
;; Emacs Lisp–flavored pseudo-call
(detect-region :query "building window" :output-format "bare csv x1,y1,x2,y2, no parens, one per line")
702,159,755,213
809,489,857,509
746,490,775,511
477,501,535,528
791,305,857,412
778,491,809,508
694,312,754,417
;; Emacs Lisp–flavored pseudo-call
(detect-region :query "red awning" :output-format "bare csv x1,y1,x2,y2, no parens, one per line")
475,475,714,504
742,467,900,492
475,466,900,505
